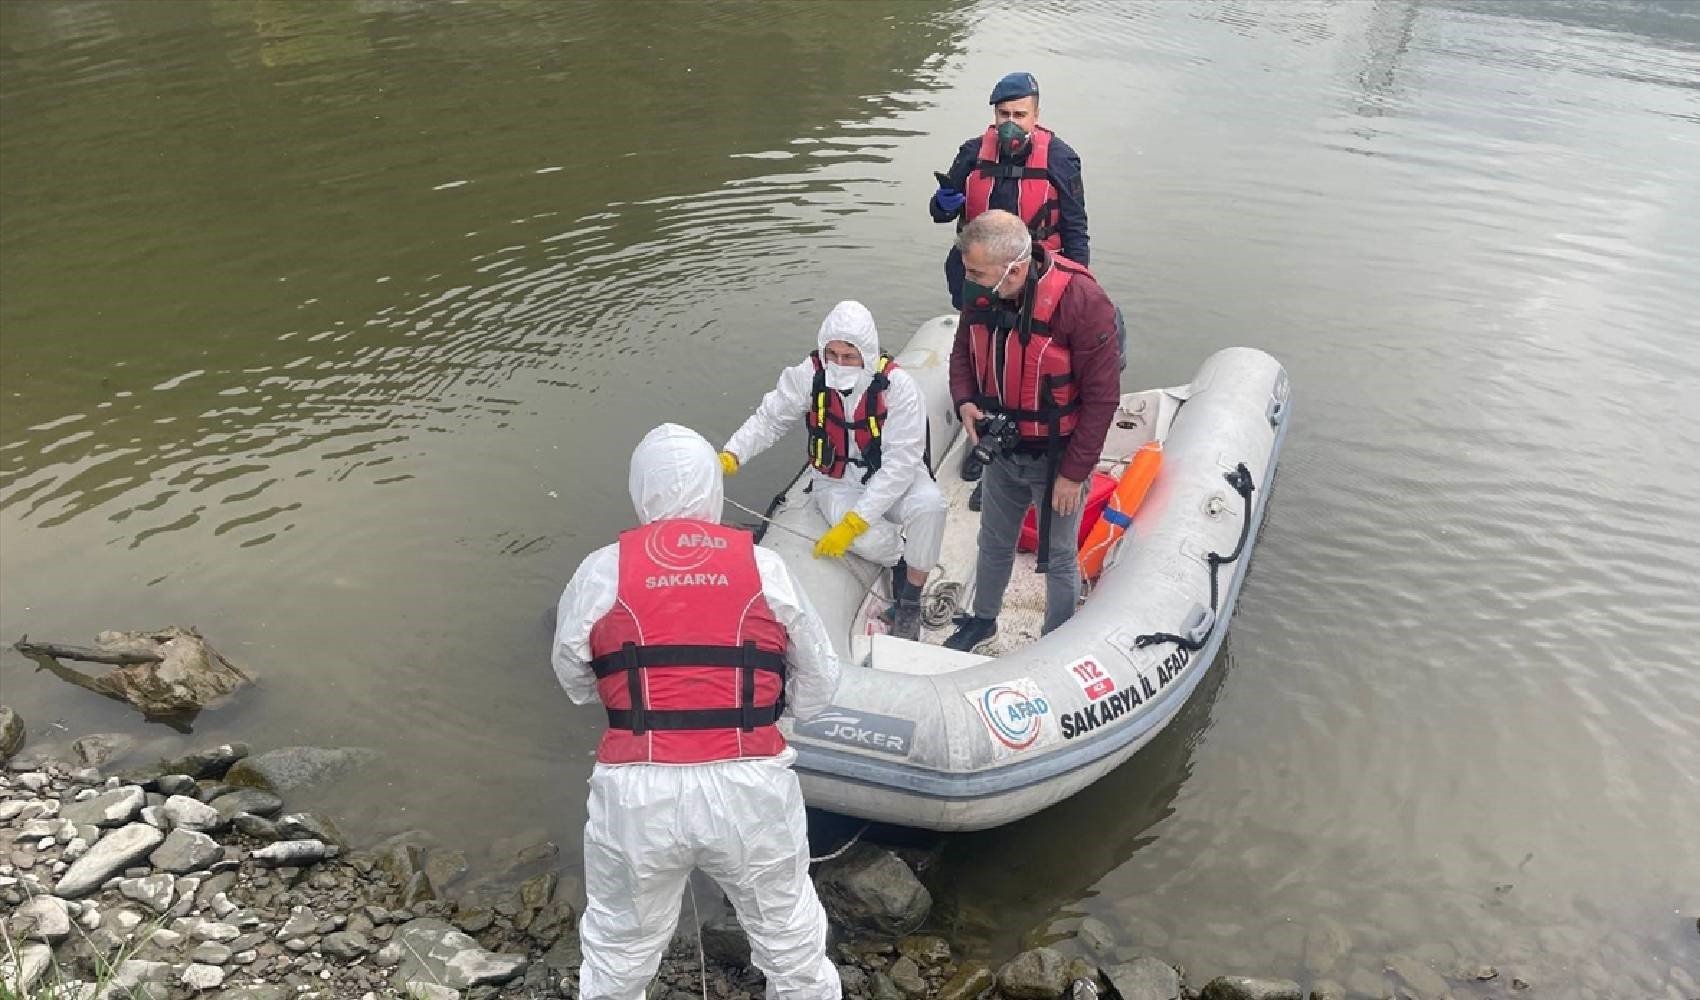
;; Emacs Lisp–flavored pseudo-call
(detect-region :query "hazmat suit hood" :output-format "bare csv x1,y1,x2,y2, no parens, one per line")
817,301,880,375
628,423,723,525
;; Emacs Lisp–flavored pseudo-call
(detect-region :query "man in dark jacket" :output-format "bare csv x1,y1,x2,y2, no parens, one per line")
944,210,1121,651
929,72,1089,310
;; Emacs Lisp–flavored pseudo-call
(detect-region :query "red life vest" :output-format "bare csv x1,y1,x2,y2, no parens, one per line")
805,351,898,484
963,125,1062,254
586,519,789,765
965,251,1090,442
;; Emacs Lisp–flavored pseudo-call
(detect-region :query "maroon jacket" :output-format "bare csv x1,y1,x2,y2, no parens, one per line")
950,250,1122,483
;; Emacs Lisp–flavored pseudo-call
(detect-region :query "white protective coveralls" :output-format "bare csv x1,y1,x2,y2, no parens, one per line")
725,301,947,571
552,423,842,1000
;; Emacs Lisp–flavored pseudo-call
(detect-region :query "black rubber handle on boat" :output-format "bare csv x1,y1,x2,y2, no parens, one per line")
1134,463,1255,652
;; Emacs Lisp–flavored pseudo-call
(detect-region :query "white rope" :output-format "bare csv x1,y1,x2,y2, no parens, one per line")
809,820,871,864
725,496,881,593
687,879,709,1000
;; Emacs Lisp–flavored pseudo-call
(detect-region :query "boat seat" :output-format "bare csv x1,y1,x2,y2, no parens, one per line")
867,633,989,676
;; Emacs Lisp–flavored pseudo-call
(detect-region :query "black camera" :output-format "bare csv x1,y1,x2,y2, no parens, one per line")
971,412,1020,466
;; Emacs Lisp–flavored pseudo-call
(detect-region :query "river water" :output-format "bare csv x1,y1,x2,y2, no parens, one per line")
3,0,1697,992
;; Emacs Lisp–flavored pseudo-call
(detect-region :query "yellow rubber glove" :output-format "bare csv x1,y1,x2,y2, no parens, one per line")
718,451,739,477
813,511,869,559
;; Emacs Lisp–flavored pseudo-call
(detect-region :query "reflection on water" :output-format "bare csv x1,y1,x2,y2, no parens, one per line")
4,0,1699,989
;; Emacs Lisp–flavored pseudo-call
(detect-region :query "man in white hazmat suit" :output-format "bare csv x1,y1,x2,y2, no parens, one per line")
552,423,842,1000
720,301,947,640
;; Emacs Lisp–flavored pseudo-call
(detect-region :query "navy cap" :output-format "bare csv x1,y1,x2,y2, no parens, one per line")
989,72,1039,105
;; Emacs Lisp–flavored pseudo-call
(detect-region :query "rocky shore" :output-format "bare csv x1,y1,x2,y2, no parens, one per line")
4,708,1672,1000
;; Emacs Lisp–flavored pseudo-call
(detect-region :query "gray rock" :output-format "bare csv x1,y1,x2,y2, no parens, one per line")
538,933,581,979
210,788,284,821
453,902,496,934
61,785,145,827
194,920,241,942
196,870,237,906
425,847,470,893
375,942,405,967
250,839,332,866
274,811,346,847
181,961,226,990
4,894,72,943
699,907,750,966
936,961,995,1000
889,956,927,997
231,813,280,840
868,970,905,1000
52,822,165,897
109,959,175,995
279,906,319,939
120,872,177,914
400,869,435,907
2,942,52,994
814,844,931,936
401,985,461,1000
149,828,224,873
210,985,289,1000
999,947,1071,1000
191,941,233,964
154,774,200,796
72,732,135,768
1106,958,1183,1000
0,704,24,763
162,794,223,832
1199,976,1304,1000
1077,916,1119,964
1308,980,1346,1000
321,929,371,960
152,743,251,780
896,934,951,969
371,833,432,883
391,917,529,989
225,746,377,793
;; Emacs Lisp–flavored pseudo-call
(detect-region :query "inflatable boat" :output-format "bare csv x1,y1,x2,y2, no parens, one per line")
756,316,1290,832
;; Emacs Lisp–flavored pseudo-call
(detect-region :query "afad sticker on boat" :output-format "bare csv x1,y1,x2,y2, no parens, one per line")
965,677,1057,759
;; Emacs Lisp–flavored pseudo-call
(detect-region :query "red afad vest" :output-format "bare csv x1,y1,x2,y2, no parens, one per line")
966,253,1088,442
963,125,1062,254
587,519,789,765
805,351,897,484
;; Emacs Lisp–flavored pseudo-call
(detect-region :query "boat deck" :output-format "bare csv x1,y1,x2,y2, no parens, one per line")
848,389,1175,669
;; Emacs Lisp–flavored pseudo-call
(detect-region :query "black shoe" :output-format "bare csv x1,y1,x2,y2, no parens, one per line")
967,481,983,512
943,615,997,652
961,450,984,483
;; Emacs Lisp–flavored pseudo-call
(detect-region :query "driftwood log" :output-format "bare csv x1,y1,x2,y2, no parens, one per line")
13,625,253,718
14,636,163,665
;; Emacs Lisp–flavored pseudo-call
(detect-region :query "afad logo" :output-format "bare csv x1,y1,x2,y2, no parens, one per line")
970,679,1051,751
643,526,728,572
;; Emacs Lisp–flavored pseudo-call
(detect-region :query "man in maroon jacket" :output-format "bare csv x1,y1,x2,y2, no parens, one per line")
945,209,1122,651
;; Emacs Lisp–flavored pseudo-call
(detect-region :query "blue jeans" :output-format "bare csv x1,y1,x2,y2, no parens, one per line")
970,451,1084,635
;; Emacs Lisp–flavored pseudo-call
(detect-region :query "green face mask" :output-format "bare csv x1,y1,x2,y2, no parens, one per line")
962,255,1024,311
996,120,1031,159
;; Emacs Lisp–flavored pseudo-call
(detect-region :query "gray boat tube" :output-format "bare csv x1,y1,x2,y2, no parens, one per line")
757,316,1290,831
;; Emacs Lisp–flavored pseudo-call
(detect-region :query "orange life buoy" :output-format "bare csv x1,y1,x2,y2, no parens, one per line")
1078,440,1162,580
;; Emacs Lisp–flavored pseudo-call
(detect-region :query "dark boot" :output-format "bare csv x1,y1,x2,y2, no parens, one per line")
880,561,908,627
889,577,924,641
943,615,998,652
